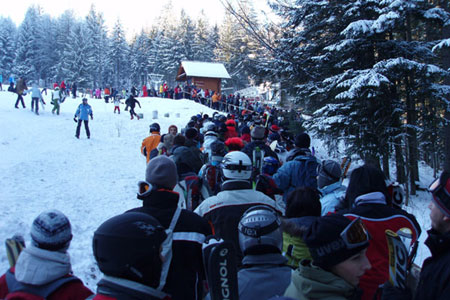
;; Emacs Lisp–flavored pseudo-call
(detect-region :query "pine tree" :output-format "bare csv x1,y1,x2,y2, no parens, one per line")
0,17,17,79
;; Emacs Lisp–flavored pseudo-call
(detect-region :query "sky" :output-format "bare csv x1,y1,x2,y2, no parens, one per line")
0,0,231,38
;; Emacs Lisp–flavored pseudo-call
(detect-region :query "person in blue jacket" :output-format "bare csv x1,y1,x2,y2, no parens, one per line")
317,159,346,215
74,98,93,139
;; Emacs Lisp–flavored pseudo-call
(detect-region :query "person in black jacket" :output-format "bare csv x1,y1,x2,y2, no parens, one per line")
241,125,279,164
125,94,141,120
127,156,212,300
382,171,450,300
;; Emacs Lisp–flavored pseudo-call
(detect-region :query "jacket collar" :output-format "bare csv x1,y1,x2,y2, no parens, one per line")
353,192,386,207
319,181,343,194
137,185,179,209
242,253,287,266
98,276,170,300
221,180,252,191
425,229,450,257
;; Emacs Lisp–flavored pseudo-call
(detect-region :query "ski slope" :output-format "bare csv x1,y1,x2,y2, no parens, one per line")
0,89,434,290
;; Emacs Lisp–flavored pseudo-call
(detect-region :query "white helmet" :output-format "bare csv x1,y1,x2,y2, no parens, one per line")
221,151,252,180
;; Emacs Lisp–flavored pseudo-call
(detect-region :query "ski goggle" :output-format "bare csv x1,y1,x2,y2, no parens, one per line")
340,217,370,249
428,177,450,210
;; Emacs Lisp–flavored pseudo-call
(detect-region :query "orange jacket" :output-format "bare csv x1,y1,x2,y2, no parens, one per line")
212,93,219,103
141,133,161,163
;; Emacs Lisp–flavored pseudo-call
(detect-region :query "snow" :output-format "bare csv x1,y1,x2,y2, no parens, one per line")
0,91,216,289
0,89,437,289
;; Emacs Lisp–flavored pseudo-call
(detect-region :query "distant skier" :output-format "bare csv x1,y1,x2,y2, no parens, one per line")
74,98,93,139
113,97,120,114
30,82,45,115
51,87,61,115
125,94,141,120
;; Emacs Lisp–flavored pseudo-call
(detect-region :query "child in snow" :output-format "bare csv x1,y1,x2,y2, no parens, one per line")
51,87,61,115
30,82,45,115
113,97,120,114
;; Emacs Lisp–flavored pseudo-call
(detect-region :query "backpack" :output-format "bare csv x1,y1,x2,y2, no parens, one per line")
202,164,221,196
252,146,265,183
291,155,319,189
5,269,80,300
177,175,207,211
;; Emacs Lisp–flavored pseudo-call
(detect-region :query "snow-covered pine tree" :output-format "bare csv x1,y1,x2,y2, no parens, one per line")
109,19,130,88
85,5,109,89
66,22,92,88
0,18,17,80
13,6,43,80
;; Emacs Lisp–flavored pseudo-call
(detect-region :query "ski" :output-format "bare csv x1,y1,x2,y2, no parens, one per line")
202,237,239,300
340,156,352,180
5,235,25,267
385,229,419,291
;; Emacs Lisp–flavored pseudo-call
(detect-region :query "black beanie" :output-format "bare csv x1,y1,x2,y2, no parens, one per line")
303,214,369,270
295,132,311,148
185,127,198,140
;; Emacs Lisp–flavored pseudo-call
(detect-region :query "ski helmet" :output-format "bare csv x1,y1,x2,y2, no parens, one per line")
262,156,280,176
93,212,167,287
149,123,160,133
238,205,282,255
221,151,252,180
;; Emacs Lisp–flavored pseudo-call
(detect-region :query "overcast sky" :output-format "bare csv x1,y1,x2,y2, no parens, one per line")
0,0,231,37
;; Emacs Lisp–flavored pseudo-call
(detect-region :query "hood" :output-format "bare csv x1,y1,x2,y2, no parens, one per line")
14,245,72,285
353,191,386,207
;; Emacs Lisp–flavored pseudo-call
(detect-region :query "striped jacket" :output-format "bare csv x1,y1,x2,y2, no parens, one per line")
194,180,281,263
127,189,211,300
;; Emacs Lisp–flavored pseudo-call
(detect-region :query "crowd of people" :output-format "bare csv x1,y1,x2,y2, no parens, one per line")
1,105,449,300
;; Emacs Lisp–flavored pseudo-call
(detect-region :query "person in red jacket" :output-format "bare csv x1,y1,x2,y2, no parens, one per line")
341,164,421,300
91,212,170,300
224,119,238,140
0,210,92,300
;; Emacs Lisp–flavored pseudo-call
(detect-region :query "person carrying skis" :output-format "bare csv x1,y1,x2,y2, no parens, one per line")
127,156,212,300
284,214,372,299
237,206,292,299
91,212,171,300
74,98,93,139
341,164,421,300
0,210,93,299
51,86,62,115
125,94,141,120
381,170,450,300
194,151,281,264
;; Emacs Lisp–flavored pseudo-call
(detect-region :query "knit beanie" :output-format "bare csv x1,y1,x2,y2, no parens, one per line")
295,132,311,148
185,127,198,140
317,160,342,189
30,210,72,251
303,214,369,270
251,125,266,140
145,156,178,190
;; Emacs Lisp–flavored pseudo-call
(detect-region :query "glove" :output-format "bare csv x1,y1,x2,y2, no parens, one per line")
73,117,77,123
90,115,93,120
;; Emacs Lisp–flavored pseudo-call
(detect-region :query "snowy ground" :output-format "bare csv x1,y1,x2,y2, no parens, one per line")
0,89,435,290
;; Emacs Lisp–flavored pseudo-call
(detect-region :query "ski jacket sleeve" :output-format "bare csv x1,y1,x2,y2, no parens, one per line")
272,162,292,191
75,105,81,117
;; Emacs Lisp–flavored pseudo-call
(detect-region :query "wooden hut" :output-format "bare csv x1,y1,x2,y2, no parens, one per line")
176,61,231,93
